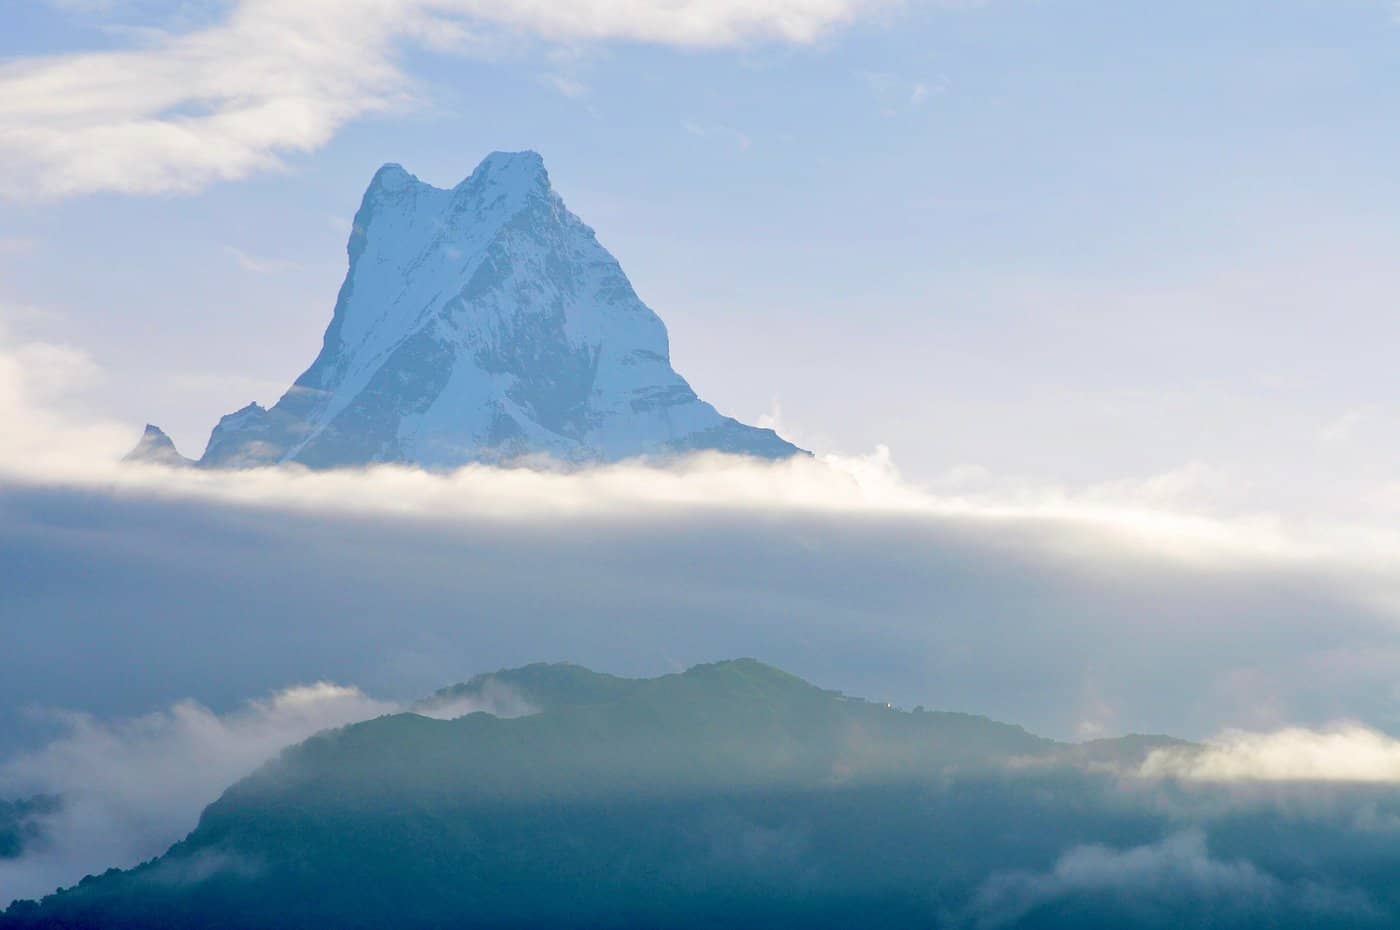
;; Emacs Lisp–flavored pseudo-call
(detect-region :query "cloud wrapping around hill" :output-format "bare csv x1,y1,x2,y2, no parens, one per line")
5,678,1400,913
0,675,543,906
0,0,907,198
1141,725,1400,783
0,684,393,906
965,830,1379,929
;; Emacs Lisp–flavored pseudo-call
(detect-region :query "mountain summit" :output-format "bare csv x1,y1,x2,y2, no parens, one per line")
132,151,801,469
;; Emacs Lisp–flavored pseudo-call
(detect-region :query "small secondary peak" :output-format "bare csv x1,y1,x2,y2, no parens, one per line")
122,423,191,467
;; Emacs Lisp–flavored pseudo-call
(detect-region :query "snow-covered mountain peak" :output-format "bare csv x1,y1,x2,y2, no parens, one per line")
459,150,549,192
129,151,802,470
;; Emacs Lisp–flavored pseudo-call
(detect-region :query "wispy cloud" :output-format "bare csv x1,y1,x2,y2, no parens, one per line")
682,120,752,151
1142,725,1400,783
0,321,130,468
537,72,589,99
0,683,396,905
0,663,549,907
224,245,299,274
0,0,901,199
966,830,1375,929
857,69,946,115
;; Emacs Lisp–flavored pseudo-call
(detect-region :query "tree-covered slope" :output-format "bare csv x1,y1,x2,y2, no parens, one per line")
5,661,1394,930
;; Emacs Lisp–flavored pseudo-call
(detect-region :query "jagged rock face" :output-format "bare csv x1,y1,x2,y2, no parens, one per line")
165,151,799,470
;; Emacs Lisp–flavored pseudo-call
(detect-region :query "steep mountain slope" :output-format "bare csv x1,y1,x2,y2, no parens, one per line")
132,152,800,469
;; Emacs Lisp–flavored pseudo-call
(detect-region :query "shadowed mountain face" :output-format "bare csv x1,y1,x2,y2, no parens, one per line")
130,152,800,470
5,661,1398,930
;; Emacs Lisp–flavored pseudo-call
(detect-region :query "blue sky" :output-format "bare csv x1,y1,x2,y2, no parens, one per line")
2,0,1400,517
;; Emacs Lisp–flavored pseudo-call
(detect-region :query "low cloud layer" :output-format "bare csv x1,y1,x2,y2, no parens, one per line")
4,465,1400,748
0,0,905,198
4,321,1400,746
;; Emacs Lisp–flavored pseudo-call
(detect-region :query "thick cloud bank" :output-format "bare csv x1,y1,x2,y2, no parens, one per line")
5,408,1400,741
4,457,1400,751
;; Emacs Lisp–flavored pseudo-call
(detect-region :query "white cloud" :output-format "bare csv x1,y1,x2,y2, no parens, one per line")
538,72,589,99
1142,725,1400,783
0,323,132,469
0,0,900,198
3,450,1400,747
682,119,753,151
857,68,942,115
455,0,895,45
0,683,396,905
0,661,568,907
0,667,556,907
965,830,1373,928
224,245,299,274
414,680,538,720
5,433,1357,575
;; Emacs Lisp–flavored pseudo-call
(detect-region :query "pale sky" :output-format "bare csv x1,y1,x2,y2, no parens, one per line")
2,0,1400,521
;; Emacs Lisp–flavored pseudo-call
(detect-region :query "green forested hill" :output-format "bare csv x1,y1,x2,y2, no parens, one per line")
3,661,1393,930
